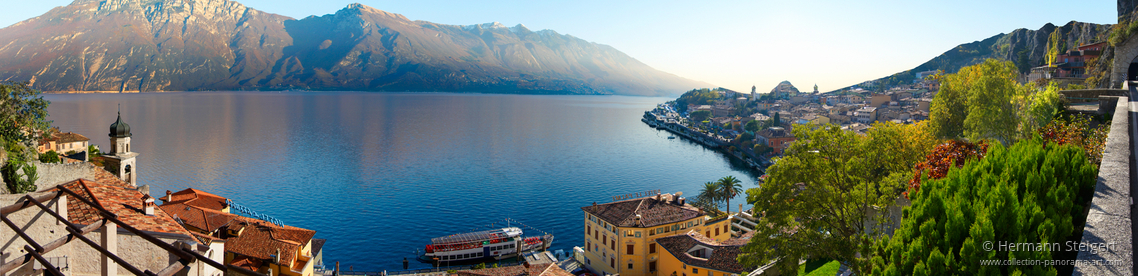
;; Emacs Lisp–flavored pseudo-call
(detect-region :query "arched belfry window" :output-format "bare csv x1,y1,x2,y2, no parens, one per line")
125,164,132,174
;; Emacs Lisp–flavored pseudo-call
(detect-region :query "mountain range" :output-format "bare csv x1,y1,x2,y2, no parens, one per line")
845,21,1113,91
0,0,710,96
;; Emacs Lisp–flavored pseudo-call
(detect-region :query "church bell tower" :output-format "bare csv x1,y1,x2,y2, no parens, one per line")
104,109,139,186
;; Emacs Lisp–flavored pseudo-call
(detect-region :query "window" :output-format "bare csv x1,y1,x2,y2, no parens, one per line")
603,235,607,245
595,230,599,240
587,242,591,250
649,243,656,253
611,241,616,251
635,231,641,238
649,229,655,235
588,225,591,234
649,261,656,272
626,244,634,255
715,228,720,236
587,258,591,265
610,258,615,268
705,231,710,237
693,268,699,274
723,224,728,233
628,263,633,269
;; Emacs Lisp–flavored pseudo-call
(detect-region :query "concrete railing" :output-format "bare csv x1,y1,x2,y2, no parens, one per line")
1073,95,1133,275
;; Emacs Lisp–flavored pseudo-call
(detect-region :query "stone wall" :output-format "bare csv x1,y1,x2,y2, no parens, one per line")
28,162,100,193
0,192,72,276
68,231,189,276
1110,35,1138,87
1073,96,1133,275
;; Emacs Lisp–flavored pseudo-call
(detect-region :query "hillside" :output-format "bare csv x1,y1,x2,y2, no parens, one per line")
842,21,1112,91
0,0,710,96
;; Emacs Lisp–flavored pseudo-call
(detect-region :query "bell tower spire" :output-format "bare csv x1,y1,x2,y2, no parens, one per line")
105,107,139,187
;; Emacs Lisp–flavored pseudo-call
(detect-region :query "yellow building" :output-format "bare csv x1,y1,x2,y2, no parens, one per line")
656,231,753,276
581,192,733,276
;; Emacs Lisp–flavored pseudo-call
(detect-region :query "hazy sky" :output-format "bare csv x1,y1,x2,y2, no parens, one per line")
0,0,1116,94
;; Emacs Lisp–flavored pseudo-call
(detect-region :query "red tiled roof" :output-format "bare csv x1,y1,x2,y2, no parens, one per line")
164,188,229,211
224,216,315,271
166,201,316,271
42,132,90,143
580,196,703,227
230,255,263,271
55,177,199,244
655,231,749,273
159,202,235,233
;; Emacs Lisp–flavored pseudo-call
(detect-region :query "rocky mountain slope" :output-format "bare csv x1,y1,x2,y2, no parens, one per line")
0,0,709,95
843,21,1112,91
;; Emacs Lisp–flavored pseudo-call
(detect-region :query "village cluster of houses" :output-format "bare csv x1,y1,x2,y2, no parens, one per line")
679,77,938,155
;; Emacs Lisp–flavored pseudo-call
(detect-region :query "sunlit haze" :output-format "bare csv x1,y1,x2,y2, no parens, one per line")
1,0,1115,95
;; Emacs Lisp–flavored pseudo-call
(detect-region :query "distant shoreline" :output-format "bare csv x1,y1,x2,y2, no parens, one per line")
41,90,681,97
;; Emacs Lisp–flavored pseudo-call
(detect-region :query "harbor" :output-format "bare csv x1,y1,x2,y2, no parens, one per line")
642,106,768,173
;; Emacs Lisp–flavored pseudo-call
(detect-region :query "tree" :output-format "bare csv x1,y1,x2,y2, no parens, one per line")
695,181,723,215
753,144,772,156
927,59,1060,145
871,139,1097,275
39,150,60,163
745,120,761,132
740,124,907,275
772,112,781,126
0,81,51,144
88,145,101,157
736,132,754,144
718,176,743,214
690,110,712,122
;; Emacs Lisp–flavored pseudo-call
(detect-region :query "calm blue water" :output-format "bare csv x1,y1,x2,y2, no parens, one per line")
43,92,759,271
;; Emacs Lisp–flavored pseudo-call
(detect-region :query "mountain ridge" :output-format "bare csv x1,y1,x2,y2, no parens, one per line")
838,20,1112,92
0,0,710,96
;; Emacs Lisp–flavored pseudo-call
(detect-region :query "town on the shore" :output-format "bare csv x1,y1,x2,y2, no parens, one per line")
643,70,942,173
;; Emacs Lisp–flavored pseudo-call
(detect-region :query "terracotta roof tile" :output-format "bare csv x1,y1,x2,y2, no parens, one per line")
159,202,234,233
580,196,703,227
656,231,749,273
164,201,316,271
230,255,263,271
163,188,229,211
55,177,199,244
42,132,90,143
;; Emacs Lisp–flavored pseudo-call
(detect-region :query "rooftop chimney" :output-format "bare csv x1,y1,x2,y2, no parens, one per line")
592,202,597,211
634,214,642,226
656,193,661,201
142,195,156,216
163,190,172,203
274,248,281,263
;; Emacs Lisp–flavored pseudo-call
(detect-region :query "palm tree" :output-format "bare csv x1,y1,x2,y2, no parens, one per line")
717,176,743,214
695,181,722,215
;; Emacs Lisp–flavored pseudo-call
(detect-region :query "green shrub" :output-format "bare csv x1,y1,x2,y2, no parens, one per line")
871,138,1097,275
39,150,60,163
3,158,38,193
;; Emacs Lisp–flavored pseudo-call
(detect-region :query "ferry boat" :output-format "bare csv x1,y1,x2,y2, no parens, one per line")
419,227,553,264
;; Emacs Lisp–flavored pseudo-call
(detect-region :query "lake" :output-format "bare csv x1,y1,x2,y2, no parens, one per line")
43,91,759,271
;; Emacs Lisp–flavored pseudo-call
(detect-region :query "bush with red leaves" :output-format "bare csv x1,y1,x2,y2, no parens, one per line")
905,140,988,198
